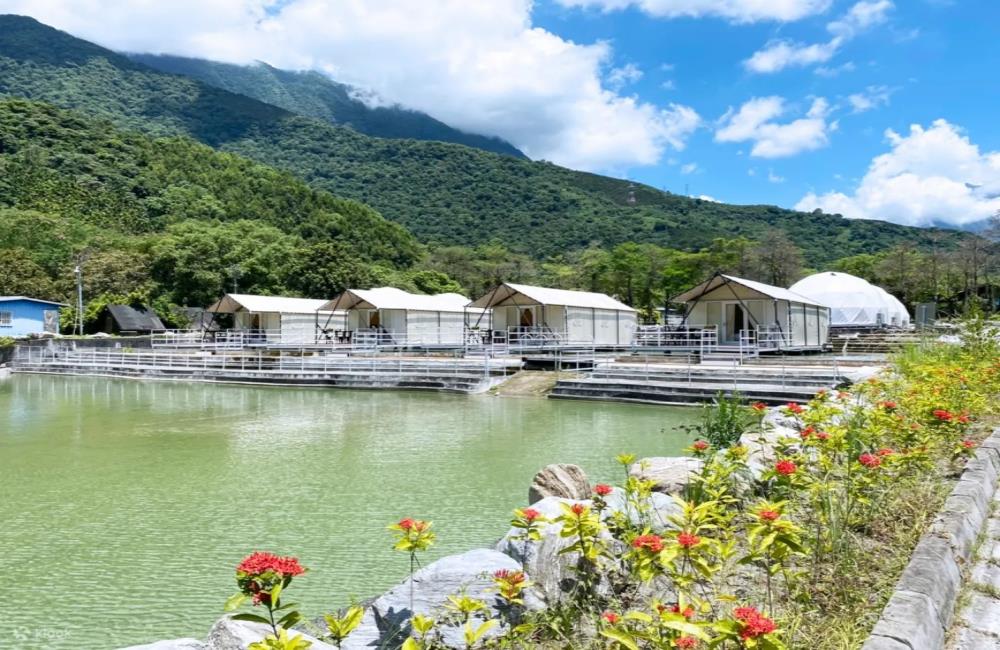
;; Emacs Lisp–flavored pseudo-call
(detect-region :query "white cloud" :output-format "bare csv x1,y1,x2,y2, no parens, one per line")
827,0,893,38
744,1,893,74
555,0,833,23
814,61,856,77
715,96,836,157
795,120,1000,226
697,194,720,202
607,62,644,89
847,85,894,113
661,79,676,90
1,0,702,172
743,38,841,73
768,169,786,183
681,162,700,174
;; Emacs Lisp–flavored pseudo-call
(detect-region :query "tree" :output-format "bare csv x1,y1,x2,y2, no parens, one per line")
287,242,380,298
749,230,804,286
0,248,58,298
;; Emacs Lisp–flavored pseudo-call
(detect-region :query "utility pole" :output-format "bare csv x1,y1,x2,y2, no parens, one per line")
229,265,242,294
74,263,84,336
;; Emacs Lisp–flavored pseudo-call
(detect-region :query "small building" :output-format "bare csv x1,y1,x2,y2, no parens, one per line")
205,293,344,345
468,283,637,346
0,296,64,337
672,274,829,351
319,287,474,346
97,304,166,335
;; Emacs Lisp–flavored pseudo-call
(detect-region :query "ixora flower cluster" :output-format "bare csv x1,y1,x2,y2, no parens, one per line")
218,336,998,650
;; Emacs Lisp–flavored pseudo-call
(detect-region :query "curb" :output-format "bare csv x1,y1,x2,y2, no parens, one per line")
862,427,1000,650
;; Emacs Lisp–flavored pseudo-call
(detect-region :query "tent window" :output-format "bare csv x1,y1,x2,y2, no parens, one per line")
0,311,11,327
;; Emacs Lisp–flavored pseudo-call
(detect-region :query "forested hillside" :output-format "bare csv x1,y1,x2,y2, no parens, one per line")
129,54,526,159
0,99,423,314
0,14,968,265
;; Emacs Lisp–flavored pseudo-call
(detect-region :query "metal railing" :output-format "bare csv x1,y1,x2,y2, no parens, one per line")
14,346,515,382
632,326,719,354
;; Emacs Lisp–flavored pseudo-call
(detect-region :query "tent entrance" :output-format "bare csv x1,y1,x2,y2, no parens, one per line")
724,303,747,344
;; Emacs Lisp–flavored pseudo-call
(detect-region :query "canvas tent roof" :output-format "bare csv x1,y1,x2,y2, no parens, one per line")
469,282,635,312
672,275,825,307
320,287,472,313
788,272,894,327
206,294,333,314
105,304,166,332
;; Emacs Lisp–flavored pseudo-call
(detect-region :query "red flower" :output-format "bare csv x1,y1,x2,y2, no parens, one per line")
632,534,664,553
961,439,976,449
670,604,695,619
571,503,587,516
837,390,850,400
878,400,897,410
877,447,894,457
676,636,698,648
602,611,619,624
958,413,972,424
397,518,416,531
933,409,954,422
815,431,830,441
594,483,613,496
692,440,709,451
775,459,797,476
858,453,881,468
800,426,816,439
758,510,780,522
521,508,541,522
677,531,701,548
493,569,526,584
734,607,776,640
785,403,804,414
237,552,306,578
750,402,768,412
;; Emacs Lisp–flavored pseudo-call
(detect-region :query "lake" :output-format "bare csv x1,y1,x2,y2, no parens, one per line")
0,374,698,649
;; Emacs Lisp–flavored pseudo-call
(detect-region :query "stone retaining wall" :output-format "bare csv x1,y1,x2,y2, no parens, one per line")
862,427,1000,650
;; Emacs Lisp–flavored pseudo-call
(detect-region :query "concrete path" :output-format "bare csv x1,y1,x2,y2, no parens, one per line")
949,491,1000,648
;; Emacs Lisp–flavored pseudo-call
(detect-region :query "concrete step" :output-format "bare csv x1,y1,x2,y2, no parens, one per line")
549,380,821,406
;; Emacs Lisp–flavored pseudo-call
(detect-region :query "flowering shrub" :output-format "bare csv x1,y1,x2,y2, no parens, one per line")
225,552,309,648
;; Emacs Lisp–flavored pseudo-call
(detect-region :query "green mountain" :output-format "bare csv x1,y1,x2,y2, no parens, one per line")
0,98,420,307
128,54,526,159
0,14,968,264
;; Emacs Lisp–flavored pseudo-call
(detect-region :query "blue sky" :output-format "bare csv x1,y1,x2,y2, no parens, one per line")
533,0,1000,223
4,0,999,228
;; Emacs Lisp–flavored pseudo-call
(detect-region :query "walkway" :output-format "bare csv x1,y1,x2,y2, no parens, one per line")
949,488,1000,648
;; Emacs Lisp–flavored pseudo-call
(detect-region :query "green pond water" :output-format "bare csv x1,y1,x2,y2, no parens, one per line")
0,374,698,649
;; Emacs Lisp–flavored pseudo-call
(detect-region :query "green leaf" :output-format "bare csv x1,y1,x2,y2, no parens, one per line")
224,593,248,612
600,628,640,650
278,610,303,629
231,613,273,625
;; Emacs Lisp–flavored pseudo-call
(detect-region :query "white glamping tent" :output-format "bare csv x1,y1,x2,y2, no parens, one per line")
469,282,637,346
205,294,344,344
788,272,909,328
319,287,474,346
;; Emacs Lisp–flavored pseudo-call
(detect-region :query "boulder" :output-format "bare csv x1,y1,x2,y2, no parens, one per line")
528,463,591,503
629,457,703,495
495,496,616,606
352,548,536,649
601,487,681,532
206,617,336,650
120,640,206,650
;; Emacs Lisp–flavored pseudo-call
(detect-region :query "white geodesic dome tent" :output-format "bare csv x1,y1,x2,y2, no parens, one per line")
788,272,904,328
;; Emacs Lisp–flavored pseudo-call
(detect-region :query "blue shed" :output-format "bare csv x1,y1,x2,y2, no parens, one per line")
0,296,65,337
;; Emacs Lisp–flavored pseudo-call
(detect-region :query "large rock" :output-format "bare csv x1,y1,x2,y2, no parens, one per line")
344,548,536,649
528,463,591,503
495,496,617,606
120,640,206,650
207,617,336,650
629,457,703,495
601,487,681,533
